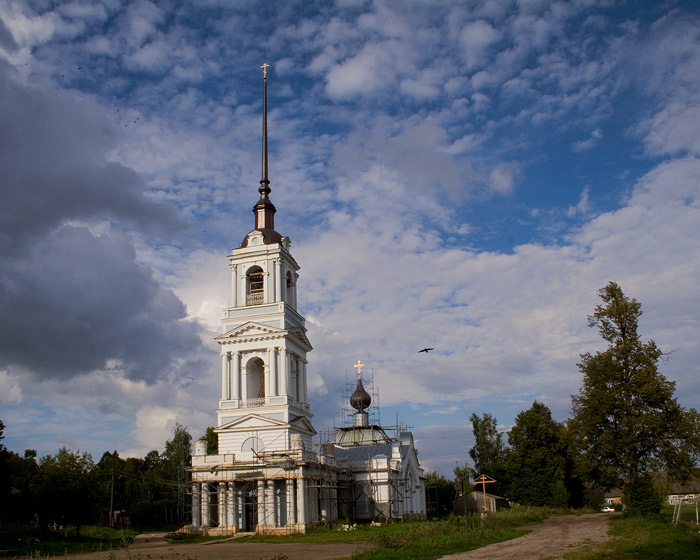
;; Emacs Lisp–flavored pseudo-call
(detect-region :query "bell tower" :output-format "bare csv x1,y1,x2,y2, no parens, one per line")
214,64,314,461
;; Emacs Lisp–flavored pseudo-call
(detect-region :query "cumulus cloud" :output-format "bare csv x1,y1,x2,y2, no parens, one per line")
488,161,520,195
459,19,501,69
0,60,201,384
2,1,700,477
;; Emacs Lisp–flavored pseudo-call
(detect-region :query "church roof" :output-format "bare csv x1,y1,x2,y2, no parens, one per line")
333,443,395,468
333,425,392,447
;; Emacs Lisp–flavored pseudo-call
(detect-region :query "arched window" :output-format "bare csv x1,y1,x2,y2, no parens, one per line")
246,266,264,305
246,357,265,405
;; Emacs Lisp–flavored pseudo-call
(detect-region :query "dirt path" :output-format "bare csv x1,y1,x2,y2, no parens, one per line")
67,539,373,560
440,513,616,560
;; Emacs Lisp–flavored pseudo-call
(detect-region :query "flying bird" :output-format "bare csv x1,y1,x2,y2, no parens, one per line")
418,347,434,353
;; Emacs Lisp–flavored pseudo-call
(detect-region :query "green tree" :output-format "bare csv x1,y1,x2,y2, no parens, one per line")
94,451,127,526
202,426,218,455
36,448,97,534
424,471,455,519
468,412,508,496
453,462,471,497
506,401,567,507
159,423,192,524
3,449,40,523
570,282,700,505
0,420,9,521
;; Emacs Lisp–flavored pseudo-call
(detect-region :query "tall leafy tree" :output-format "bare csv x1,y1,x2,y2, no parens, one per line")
159,423,192,524
506,402,568,507
468,412,508,496
424,470,455,519
570,282,700,497
4,449,40,523
36,448,97,534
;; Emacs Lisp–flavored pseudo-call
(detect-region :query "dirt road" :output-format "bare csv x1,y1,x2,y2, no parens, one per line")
68,539,373,560
440,513,616,560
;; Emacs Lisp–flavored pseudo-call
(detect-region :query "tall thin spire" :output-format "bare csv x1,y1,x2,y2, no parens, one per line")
252,62,277,234
259,62,270,199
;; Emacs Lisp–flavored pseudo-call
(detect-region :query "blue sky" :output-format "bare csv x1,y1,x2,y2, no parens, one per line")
1,0,699,477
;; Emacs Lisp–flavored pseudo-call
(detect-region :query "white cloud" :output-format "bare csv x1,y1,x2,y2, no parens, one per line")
325,42,395,98
459,19,501,69
133,405,178,451
573,128,603,152
0,369,23,404
489,161,520,195
2,1,700,477
567,186,591,216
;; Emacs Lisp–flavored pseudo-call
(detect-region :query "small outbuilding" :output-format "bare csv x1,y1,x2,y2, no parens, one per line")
453,491,508,516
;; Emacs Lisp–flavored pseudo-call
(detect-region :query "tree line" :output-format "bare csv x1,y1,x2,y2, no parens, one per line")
0,422,193,531
429,282,700,517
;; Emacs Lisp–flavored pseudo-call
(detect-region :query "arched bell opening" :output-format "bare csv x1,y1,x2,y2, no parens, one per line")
246,266,264,305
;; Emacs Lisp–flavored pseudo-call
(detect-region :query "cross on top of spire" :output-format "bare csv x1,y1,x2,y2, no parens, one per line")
261,62,269,78
354,360,364,379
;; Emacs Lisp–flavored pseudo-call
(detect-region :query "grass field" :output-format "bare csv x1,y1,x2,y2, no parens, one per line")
238,507,553,559
3,505,699,559
0,525,138,557
563,507,700,560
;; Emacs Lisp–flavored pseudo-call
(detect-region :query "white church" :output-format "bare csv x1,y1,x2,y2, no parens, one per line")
189,67,426,534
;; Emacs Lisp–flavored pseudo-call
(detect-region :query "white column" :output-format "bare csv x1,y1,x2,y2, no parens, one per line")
270,348,278,396
286,479,296,525
239,271,245,308
264,261,271,304
279,348,287,395
296,477,306,525
218,482,226,527
192,483,201,527
266,481,276,527
232,351,241,400
296,359,303,403
226,352,232,400
274,258,281,302
293,273,299,308
302,360,308,404
221,353,228,400
231,263,238,308
257,480,265,530
202,484,210,527
264,356,271,402
228,482,236,529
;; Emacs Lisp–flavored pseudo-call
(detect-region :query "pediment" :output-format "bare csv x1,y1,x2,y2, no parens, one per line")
216,321,285,342
288,327,313,351
290,415,317,436
216,413,288,432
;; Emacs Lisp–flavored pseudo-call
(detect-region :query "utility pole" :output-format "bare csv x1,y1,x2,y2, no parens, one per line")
109,451,117,528
473,474,496,518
